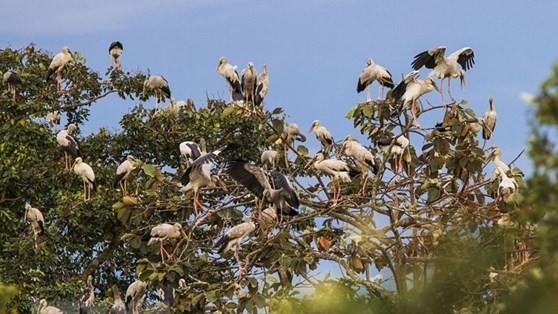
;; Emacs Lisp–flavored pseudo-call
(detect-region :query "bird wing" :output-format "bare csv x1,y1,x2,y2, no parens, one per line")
390,71,418,102
357,64,373,93
225,161,269,198
186,142,202,160
180,152,218,185
227,221,256,239
448,47,475,71
269,170,300,210
411,46,446,70
64,134,80,158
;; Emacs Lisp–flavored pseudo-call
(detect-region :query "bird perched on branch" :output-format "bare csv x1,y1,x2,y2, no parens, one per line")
276,123,307,147
47,111,61,131
342,135,379,174
57,123,80,170
73,157,97,201
411,46,475,103
79,275,94,314
3,70,22,100
357,58,394,101
310,152,360,204
179,139,205,167
113,155,138,195
25,202,45,249
255,64,269,106
310,120,334,152
241,61,258,104
110,284,125,314
214,218,256,275
143,75,171,107
108,41,123,70
377,135,410,173
46,46,73,94
125,280,147,314
217,56,243,102
141,222,186,262
482,96,497,140
37,299,63,314
261,149,279,169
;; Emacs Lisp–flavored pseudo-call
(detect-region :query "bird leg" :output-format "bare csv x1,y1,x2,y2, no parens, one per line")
411,100,422,129
365,86,371,102
439,78,445,106
447,79,454,102
234,245,247,276
378,84,383,100
160,242,173,262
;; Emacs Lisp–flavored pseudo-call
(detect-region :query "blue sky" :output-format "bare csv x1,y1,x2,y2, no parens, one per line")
2,0,556,287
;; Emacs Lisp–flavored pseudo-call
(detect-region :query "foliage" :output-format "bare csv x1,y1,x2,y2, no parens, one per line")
0,44,533,313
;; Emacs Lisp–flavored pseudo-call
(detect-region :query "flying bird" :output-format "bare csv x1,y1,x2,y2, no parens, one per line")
390,70,441,128
214,218,256,275
3,70,22,100
46,46,73,94
255,64,269,106
25,202,45,249
57,123,80,170
411,46,475,103
108,41,123,70
179,139,206,167
482,96,497,140
78,275,94,314
216,56,243,102
37,299,63,314
110,285,126,314
180,145,225,215
142,222,186,261
241,62,258,104
73,157,97,201
356,58,394,101
143,75,171,106
377,135,410,173
125,280,147,314
113,155,138,195
309,120,334,151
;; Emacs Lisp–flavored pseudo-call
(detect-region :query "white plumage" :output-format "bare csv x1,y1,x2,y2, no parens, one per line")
57,124,79,170
261,149,279,169
78,275,94,314
38,299,63,314
110,285,126,314
377,135,410,173
491,147,510,174
113,155,137,194
125,280,147,314
312,152,356,183
482,96,497,140
108,41,123,70
217,56,243,101
496,167,517,201
342,135,378,174
214,219,256,275
309,120,334,150
276,122,307,146
3,70,22,100
241,61,258,104
46,46,73,94
47,111,61,131
25,202,45,249
73,157,96,201
255,64,269,106
179,139,205,166
142,222,185,261
356,58,394,101
143,75,171,106
260,206,277,237
167,99,195,115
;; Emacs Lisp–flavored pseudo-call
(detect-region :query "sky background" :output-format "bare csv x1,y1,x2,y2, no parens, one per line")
1,0,556,285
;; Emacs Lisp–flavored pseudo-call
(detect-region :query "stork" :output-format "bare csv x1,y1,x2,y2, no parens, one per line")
241,62,258,104
125,280,147,314
216,56,243,102
73,157,97,201
356,58,394,101
47,111,61,131
25,202,45,249
110,285,126,314
46,46,73,94
411,46,475,103
342,135,379,174
496,166,517,204
179,139,205,167
276,122,307,147
167,98,195,115
113,155,138,195
309,120,334,152
108,41,123,70
78,275,94,314
141,222,186,262
3,70,22,100
482,96,497,140
259,206,278,238
56,123,80,170
214,218,256,275
310,152,360,204
37,299,63,314
180,145,225,215
261,149,279,169
255,64,269,106
143,75,171,107
390,70,441,128
225,161,300,216
490,147,510,174
377,135,410,173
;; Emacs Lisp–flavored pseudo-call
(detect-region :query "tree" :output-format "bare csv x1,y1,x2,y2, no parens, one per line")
0,44,529,313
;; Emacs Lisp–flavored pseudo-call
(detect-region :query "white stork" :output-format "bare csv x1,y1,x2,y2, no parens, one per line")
255,64,269,106
113,155,138,195
108,41,123,70
241,62,258,104
390,70,441,128
141,222,186,261
411,46,475,103
37,299,63,314
261,149,279,169
110,285,126,314
25,202,45,249
356,58,394,101
482,96,497,140
73,157,97,201
125,280,147,314
310,152,360,204
377,135,410,173
56,123,79,170
309,120,334,152
179,139,206,167
3,70,22,100
180,145,225,215
214,218,256,275
143,75,171,107
78,275,94,314
46,46,73,94
225,161,300,216
47,111,61,131
216,56,243,102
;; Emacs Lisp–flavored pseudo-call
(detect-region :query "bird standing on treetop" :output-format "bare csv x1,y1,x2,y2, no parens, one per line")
3,70,22,100
214,218,256,275
113,155,138,195
217,56,243,102
241,61,258,104
255,64,269,106
142,75,171,107
310,120,334,152
357,58,394,101
309,152,360,205
482,96,497,140
108,41,123,70
57,123,80,170
46,46,73,94
73,157,97,201
411,46,475,103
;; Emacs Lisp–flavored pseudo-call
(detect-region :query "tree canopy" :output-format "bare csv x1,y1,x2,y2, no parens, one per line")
0,44,542,314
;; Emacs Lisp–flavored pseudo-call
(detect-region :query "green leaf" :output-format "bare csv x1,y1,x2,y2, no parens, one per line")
254,294,267,308
191,293,205,306
272,107,284,115
272,118,284,133
142,163,156,177
221,106,236,118
296,145,309,156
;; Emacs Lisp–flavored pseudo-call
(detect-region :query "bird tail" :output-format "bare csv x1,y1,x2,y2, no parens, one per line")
113,173,125,188
215,235,229,254
232,89,244,101
280,206,299,216
140,230,151,242
91,180,98,192
125,295,132,313
46,68,55,81
365,159,380,174
356,80,366,93
38,221,45,236
162,86,171,98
